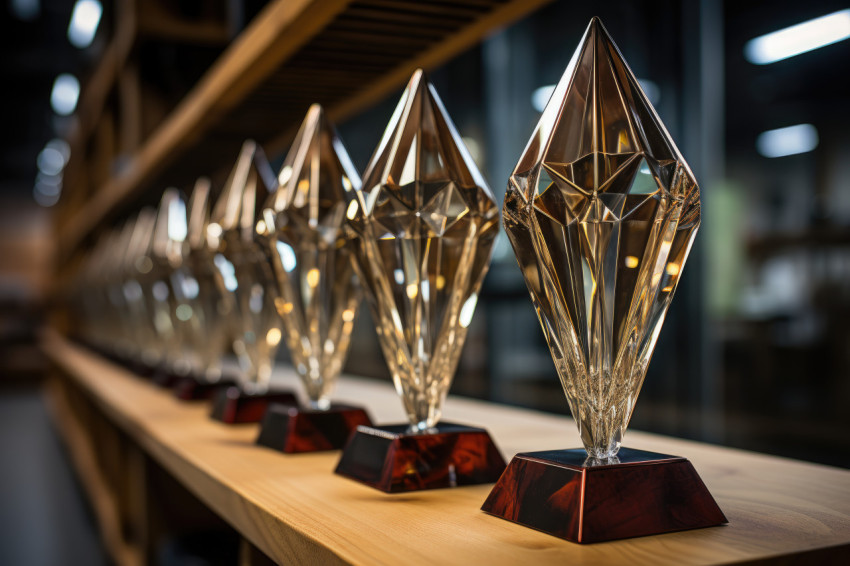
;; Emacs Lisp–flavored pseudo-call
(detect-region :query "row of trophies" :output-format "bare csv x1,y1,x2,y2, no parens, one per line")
70,19,725,543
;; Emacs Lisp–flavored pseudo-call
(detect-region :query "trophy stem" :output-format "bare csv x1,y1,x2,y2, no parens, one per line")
407,422,438,435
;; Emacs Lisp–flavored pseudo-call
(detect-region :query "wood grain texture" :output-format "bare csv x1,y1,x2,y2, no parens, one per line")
42,331,850,565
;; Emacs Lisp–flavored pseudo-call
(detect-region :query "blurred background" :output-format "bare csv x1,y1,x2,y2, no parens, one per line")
2,0,850,562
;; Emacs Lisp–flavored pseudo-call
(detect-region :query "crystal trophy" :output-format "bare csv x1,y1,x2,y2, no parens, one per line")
147,190,193,386
208,141,296,423
335,70,506,491
171,179,238,400
253,105,372,453
481,18,725,542
123,207,161,372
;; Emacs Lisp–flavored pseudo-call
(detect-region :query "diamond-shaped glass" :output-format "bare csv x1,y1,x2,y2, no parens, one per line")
209,141,282,392
150,189,190,376
262,104,362,409
503,18,701,458
174,178,232,382
347,70,499,432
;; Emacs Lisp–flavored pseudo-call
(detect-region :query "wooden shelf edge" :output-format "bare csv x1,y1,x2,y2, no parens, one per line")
41,332,353,566
41,330,850,565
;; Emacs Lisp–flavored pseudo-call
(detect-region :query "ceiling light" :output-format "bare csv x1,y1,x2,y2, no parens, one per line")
68,0,103,48
37,147,65,176
745,9,850,64
51,74,80,116
33,180,61,206
46,138,71,164
756,124,818,158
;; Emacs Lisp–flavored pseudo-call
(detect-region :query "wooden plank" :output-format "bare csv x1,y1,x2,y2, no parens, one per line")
58,0,354,260
41,331,850,565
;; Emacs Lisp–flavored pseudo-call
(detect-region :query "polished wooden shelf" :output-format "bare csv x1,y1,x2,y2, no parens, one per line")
42,331,850,565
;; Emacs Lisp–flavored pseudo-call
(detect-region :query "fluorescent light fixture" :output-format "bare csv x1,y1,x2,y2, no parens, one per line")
51,74,80,116
745,9,850,64
68,0,103,48
531,79,660,113
756,124,818,158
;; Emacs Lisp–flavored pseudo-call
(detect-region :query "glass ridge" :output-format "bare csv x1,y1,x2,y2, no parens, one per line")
503,18,701,458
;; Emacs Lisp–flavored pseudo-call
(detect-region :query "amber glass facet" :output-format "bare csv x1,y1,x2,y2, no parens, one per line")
263,105,361,410
347,70,498,432
502,19,701,458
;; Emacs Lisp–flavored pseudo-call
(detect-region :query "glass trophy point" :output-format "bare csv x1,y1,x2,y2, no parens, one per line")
209,140,284,395
347,69,499,433
263,104,362,411
502,17,701,459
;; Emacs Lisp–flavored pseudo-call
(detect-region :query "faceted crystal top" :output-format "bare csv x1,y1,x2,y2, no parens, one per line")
210,140,278,245
348,69,498,431
153,188,188,268
263,104,362,408
187,177,212,252
503,18,701,458
266,104,361,237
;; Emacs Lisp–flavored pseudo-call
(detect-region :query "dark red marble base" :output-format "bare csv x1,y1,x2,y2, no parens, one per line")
173,377,237,401
256,404,373,453
209,386,298,424
481,447,727,543
334,422,507,493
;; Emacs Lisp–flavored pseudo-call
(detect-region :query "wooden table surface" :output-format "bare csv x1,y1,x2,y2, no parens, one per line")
42,332,850,565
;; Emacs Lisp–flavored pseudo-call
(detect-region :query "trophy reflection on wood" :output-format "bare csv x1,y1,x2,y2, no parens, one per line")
255,104,372,453
335,70,506,492
481,18,726,542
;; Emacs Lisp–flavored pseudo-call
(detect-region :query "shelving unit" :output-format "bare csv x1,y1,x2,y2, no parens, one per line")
42,330,850,565
55,0,553,269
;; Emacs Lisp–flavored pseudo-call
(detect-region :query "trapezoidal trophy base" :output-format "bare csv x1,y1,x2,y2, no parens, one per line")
334,422,506,493
209,386,297,424
481,447,727,543
256,403,373,453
